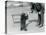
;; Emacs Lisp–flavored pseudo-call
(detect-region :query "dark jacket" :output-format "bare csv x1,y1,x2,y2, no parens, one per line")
21,13,28,21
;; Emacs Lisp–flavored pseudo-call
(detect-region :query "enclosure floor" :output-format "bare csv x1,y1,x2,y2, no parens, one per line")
7,16,44,34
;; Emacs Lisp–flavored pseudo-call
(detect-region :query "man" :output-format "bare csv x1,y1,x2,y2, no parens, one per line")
21,13,28,31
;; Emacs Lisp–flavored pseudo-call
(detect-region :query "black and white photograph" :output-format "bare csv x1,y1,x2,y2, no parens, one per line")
5,1,45,34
